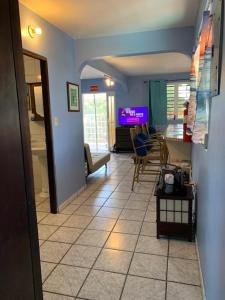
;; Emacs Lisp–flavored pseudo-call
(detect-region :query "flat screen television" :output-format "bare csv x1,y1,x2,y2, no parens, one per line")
118,106,148,126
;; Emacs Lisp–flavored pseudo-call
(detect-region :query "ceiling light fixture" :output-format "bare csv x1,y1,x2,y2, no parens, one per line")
104,76,115,87
28,25,42,38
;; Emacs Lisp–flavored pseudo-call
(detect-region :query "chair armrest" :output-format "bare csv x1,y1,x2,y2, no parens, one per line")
84,143,94,171
135,142,155,149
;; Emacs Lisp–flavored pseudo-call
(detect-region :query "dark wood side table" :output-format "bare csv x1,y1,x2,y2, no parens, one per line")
154,185,194,241
115,127,133,152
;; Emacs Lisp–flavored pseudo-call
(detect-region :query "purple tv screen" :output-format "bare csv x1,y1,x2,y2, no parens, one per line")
118,107,148,126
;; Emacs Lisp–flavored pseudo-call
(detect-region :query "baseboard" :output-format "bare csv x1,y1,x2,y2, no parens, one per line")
58,193,75,212
58,184,87,212
196,237,206,300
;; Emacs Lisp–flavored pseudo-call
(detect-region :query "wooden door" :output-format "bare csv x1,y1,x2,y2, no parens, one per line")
0,0,42,299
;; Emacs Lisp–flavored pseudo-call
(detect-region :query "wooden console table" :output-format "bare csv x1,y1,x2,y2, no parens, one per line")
154,185,194,241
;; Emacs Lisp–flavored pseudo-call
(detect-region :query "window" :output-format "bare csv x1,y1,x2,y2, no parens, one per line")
166,82,190,122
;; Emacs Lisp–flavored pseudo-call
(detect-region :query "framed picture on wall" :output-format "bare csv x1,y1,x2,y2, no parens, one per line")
211,0,224,96
67,82,80,112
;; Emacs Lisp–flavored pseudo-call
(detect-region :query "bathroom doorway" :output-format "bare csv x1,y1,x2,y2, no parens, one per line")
23,50,57,214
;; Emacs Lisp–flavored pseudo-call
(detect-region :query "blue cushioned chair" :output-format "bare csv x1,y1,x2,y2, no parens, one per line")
130,128,165,191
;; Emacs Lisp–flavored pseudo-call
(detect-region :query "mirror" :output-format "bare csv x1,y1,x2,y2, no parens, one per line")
23,54,44,121
26,82,44,121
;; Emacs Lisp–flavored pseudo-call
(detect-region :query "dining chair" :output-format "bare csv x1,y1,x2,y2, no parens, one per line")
130,128,167,190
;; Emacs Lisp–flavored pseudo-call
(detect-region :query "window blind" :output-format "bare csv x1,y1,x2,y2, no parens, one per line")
166,82,190,121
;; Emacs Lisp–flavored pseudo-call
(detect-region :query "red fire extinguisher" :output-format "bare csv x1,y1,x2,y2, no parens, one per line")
183,101,192,143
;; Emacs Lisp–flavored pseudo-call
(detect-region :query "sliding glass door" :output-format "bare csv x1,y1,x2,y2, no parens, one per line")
107,93,116,150
83,93,115,152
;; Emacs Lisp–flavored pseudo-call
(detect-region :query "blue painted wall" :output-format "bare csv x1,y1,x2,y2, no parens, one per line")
86,60,128,91
19,3,194,209
192,1,225,299
19,4,86,206
77,27,194,92
81,78,117,94
76,27,194,69
81,73,189,125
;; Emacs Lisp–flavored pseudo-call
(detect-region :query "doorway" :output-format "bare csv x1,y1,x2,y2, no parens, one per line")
23,50,57,214
108,92,116,150
82,92,115,152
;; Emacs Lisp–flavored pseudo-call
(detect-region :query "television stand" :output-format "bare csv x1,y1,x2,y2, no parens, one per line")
115,127,133,153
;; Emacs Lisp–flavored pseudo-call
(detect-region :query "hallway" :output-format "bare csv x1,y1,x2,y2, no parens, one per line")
37,154,202,300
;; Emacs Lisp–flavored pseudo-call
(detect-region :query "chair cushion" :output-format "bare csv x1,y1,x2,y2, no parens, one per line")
134,136,148,156
84,143,94,169
91,153,110,172
149,126,156,134
138,133,148,141
84,143,110,174
137,133,153,151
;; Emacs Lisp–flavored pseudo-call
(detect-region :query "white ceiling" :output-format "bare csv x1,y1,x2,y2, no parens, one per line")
104,53,192,76
20,0,200,39
80,65,105,79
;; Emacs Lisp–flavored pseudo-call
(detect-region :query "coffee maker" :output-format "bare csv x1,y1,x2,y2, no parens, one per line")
159,164,186,194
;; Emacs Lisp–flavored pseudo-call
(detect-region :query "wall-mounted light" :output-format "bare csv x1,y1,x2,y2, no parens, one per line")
104,76,115,87
28,25,42,38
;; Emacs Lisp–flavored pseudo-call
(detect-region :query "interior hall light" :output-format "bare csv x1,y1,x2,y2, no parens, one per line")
104,76,115,87
28,25,42,38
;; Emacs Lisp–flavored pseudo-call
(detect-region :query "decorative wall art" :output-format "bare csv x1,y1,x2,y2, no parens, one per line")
211,0,224,96
67,82,80,112
187,0,224,145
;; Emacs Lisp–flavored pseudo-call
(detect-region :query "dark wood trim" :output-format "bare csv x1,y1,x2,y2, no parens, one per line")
40,58,58,213
23,48,47,61
217,0,224,95
28,82,44,121
29,82,42,85
155,186,194,242
23,50,58,214
67,81,80,112
7,0,43,298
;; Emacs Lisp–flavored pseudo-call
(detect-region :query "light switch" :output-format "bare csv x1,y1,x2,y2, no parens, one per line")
54,117,60,126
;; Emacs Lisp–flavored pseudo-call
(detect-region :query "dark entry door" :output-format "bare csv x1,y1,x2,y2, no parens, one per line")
0,0,42,299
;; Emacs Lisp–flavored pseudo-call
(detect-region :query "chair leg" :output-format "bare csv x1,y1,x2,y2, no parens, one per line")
104,163,108,175
142,158,147,172
136,159,141,183
132,161,138,191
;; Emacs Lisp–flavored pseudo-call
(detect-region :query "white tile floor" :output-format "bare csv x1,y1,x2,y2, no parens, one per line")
36,154,203,300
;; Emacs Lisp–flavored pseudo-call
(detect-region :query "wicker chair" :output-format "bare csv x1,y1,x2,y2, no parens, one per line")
134,125,161,154
141,123,163,140
130,128,166,191
134,125,169,163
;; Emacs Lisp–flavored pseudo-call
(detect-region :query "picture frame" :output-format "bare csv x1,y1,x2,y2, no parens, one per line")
211,0,224,97
67,82,80,112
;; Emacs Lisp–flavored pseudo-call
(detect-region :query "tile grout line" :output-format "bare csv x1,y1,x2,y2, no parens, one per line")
40,173,121,294
43,290,77,299
41,184,115,286
74,180,156,297
74,194,134,298
38,158,201,299
41,224,91,288
165,239,170,300
118,186,156,300
40,197,102,287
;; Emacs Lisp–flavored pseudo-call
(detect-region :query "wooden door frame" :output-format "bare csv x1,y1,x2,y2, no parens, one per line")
83,92,110,151
23,49,57,214
107,92,116,151
1,0,43,298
